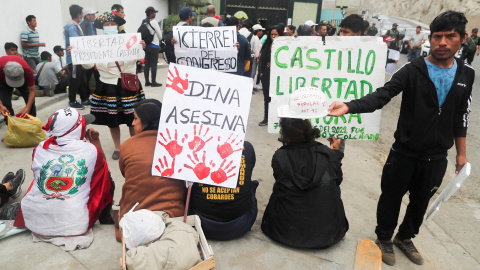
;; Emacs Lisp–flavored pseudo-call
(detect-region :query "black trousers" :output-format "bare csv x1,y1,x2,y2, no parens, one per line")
68,64,89,103
144,46,160,83
461,51,475,65
0,82,36,116
261,74,270,120
375,150,447,240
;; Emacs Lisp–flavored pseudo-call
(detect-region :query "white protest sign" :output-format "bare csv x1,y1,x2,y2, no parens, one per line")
268,36,387,141
173,26,238,72
70,33,144,65
152,63,253,188
386,48,400,75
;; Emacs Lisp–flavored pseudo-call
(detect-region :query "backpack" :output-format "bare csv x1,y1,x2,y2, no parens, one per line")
138,20,155,45
465,36,478,53
247,32,255,55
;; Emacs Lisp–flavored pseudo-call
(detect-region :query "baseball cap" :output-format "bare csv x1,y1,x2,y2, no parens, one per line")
383,36,395,42
83,113,95,125
145,6,158,14
83,7,98,15
252,24,265,31
179,7,196,21
304,20,318,27
392,23,398,26
4,61,25,88
53,45,65,52
473,28,478,33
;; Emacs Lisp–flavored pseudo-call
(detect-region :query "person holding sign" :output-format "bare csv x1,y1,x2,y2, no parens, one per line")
79,12,146,160
261,113,348,248
329,11,473,266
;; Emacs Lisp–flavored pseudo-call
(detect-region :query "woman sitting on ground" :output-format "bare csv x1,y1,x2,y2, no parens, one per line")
116,100,186,242
261,118,349,249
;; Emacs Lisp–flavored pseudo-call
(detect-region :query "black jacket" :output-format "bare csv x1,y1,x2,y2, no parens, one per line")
347,57,474,160
261,141,348,249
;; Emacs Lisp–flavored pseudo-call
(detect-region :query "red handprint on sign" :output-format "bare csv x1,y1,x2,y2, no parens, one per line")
217,133,243,159
166,66,189,94
158,128,184,158
155,156,175,177
184,151,212,180
185,124,213,152
211,159,237,184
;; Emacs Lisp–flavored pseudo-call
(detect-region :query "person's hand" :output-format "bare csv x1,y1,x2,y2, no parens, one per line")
395,60,398,63
17,106,30,118
171,37,177,45
327,136,342,150
85,128,100,142
328,102,349,116
0,104,9,116
260,73,263,78
39,43,46,47
67,46,73,54
455,154,468,174
140,40,146,50
256,57,259,63
235,42,240,50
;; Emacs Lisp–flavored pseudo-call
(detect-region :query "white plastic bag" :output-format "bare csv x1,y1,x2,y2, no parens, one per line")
119,202,166,249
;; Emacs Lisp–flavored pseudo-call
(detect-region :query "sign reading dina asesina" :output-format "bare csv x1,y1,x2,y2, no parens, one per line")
268,36,387,140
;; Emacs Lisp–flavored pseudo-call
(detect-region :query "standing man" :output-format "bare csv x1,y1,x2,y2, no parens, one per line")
64,4,89,109
201,5,223,26
407,26,426,62
460,28,480,65
317,23,328,37
329,11,472,266
305,20,318,36
0,55,36,117
142,6,163,87
386,23,400,50
80,8,98,36
21,15,45,71
367,22,378,36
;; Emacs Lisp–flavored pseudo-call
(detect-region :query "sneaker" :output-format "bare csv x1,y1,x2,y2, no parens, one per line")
112,151,120,160
255,84,262,90
8,169,25,199
258,119,268,126
145,82,151,86
35,90,46,97
375,239,396,266
1,172,14,185
393,236,424,265
151,82,162,87
81,100,91,106
69,101,85,110
45,82,56,97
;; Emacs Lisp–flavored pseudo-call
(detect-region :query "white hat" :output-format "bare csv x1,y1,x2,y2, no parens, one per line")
304,20,318,27
83,8,98,15
278,87,329,119
252,24,265,31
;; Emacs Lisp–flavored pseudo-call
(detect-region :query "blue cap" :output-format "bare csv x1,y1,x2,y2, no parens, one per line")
179,7,196,20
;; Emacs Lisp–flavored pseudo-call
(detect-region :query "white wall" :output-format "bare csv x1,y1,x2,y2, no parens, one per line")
0,0,167,57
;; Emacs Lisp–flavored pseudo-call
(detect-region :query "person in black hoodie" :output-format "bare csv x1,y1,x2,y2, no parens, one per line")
329,11,473,266
261,118,348,249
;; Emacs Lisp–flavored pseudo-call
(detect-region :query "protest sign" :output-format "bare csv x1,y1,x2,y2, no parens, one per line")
173,26,238,72
386,49,400,75
70,33,144,65
152,63,253,189
268,36,387,141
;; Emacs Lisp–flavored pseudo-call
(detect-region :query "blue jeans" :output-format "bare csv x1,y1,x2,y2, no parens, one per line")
407,47,421,62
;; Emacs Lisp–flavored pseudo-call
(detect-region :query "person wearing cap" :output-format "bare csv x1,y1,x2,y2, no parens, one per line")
76,11,145,161
386,23,400,50
261,115,347,249
250,24,264,85
460,27,480,65
20,15,46,71
80,8,98,36
407,26,426,62
201,5,223,27
10,108,115,250
304,20,318,36
64,4,90,110
0,55,36,117
142,6,163,87
367,22,378,36
178,7,196,26
329,11,472,266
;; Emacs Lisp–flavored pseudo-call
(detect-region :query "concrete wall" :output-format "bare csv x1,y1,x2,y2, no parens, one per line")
0,0,167,57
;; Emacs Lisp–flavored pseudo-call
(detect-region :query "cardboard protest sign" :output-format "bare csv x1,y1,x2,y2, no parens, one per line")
268,36,387,141
70,33,144,64
173,26,238,72
152,63,253,188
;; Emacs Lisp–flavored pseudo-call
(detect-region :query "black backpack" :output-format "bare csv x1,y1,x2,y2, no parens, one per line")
138,20,155,44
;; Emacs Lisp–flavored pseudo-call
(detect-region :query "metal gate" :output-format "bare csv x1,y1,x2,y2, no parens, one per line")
226,0,290,26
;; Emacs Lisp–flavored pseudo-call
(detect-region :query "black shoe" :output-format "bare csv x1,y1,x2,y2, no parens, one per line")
1,172,14,185
145,82,151,86
98,202,115,224
8,169,25,199
375,239,396,266
151,82,162,87
69,101,85,110
81,100,91,106
258,119,268,126
0,202,20,220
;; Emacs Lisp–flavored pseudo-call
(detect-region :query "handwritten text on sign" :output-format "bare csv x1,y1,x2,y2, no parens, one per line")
70,33,145,65
268,36,387,140
174,26,238,72
152,64,253,188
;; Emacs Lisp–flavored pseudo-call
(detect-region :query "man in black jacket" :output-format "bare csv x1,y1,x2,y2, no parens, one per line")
329,11,472,266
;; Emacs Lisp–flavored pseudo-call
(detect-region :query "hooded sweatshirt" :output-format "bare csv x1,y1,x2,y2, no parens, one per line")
261,141,348,249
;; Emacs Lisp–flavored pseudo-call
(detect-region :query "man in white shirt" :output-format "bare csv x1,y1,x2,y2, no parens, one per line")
250,24,264,87
408,26,426,62
52,46,68,93
142,6,163,87
36,51,66,96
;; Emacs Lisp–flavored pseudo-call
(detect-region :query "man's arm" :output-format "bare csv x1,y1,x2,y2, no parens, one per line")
476,38,480,56
454,137,467,174
151,20,163,41
17,85,36,117
0,101,9,116
21,41,45,48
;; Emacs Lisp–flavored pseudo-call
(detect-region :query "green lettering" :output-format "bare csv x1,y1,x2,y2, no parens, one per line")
296,77,306,89
306,49,321,70
347,51,355,73
338,51,342,71
321,78,332,98
360,80,373,97
324,49,336,69
334,115,347,125
274,46,289,69
311,77,320,88
290,47,303,68
365,50,376,75
356,49,364,74
334,78,348,98
344,80,358,100
275,76,284,95
348,113,362,124
289,76,293,93
324,116,334,124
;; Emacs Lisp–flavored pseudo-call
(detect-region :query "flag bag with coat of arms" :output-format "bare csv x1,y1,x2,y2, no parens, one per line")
14,108,113,237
